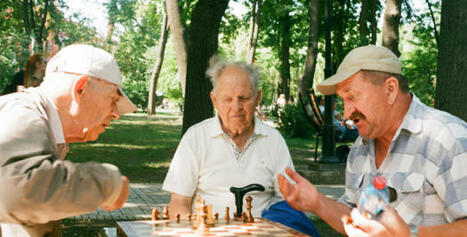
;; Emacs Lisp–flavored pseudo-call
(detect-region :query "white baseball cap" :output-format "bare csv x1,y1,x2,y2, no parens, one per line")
45,44,137,114
317,45,402,95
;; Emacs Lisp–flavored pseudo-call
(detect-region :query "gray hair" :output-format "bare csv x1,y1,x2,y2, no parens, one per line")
206,56,260,95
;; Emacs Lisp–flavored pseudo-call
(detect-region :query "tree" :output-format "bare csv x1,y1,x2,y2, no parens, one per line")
182,0,230,134
166,0,187,95
435,0,467,121
278,7,292,100
148,7,169,115
298,0,320,101
246,0,263,64
382,0,402,56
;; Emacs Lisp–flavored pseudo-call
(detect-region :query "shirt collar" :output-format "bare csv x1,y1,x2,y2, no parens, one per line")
209,114,268,138
399,93,423,135
33,87,66,145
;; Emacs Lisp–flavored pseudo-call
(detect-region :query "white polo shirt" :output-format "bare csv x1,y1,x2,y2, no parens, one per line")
162,115,294,217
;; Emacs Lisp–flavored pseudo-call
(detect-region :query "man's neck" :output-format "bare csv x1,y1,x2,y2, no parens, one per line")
223,122,255,151
374,93,412,168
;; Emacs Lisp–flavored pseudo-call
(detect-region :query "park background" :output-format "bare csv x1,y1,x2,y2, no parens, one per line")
1,0,466,236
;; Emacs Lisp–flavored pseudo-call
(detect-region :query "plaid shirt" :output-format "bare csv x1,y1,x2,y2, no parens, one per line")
338,94,467,227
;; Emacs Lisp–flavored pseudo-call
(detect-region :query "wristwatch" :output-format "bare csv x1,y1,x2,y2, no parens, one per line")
409,225,418,237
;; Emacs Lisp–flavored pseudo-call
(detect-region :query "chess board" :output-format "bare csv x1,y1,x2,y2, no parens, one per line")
116,218,309,236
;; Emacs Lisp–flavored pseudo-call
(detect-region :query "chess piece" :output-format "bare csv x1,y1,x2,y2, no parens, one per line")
224,207,230,221
162,206,169,220
196,204,210,234
187,213,192,221
229,184,265,218
246,196,254,223
214,213,219,220
151,208,159,221
206,204,215,226
176,214,180,223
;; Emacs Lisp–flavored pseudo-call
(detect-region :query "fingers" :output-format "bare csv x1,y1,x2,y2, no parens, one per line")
278,174,294,197
284,167,304,183
342,212,371,237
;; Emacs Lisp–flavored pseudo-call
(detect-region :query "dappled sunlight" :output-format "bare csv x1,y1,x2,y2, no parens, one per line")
143,162,171,169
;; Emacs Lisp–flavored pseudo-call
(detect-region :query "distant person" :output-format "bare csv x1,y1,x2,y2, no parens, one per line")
317,96,358,141
0,44,137,236
163,59,319,236
276,93,286,108
24,54,47,88
279,45,466,237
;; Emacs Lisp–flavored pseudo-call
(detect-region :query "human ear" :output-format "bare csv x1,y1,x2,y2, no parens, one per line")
385,77,399,105
210,90,217,107
256,90,262,107
72,75,88,104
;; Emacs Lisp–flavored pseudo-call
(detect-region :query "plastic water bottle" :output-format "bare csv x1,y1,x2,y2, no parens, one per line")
358,175,390,219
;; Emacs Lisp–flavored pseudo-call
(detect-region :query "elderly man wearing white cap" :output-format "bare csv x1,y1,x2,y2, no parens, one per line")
0,44,137,236
278,45,467,237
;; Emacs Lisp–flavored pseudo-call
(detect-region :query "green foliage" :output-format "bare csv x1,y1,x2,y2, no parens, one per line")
277,103,314,138
111,0,164,111
400,1,440,106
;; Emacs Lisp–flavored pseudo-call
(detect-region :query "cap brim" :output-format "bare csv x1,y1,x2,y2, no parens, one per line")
316,69,359,95
117,88,137,114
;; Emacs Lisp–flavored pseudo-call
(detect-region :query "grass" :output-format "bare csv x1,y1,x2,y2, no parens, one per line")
64,111,343,236
67,112,318,183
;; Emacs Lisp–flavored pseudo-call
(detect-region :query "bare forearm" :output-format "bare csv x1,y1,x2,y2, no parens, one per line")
313,193,352,234
419,219,467,237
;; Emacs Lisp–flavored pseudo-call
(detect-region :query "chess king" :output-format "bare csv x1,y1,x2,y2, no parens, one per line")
162,58,320,236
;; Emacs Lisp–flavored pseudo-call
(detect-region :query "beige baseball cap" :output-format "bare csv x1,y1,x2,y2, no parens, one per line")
45,44,137,114
317,45,402,95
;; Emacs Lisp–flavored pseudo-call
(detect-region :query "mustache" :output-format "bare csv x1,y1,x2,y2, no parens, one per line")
349,111,365,121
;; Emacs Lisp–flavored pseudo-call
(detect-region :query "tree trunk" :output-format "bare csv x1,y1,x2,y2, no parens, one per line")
382,0,401,56
333,0,345,69
369,0,377,44
148,10,169,115
299,0,320,100
278,8,291,100
36,0,49,51
425,0,439,47
435,0,467,121
166,0,187,96
359,0,369,45
182,0,229,134
22,0,30,36
247,0,262,64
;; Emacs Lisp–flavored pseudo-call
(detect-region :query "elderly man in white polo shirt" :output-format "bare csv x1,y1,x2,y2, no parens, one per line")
162,60,319,236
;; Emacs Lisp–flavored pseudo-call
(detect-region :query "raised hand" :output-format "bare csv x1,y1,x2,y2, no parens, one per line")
277,167,320,212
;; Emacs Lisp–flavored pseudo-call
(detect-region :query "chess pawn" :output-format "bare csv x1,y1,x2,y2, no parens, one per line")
176,214,181,223
246,196,254,223
162,206,170,220
206,204,215,226
214,213,219,220
152,208,159,221
187,213,192,221
224,207,230,222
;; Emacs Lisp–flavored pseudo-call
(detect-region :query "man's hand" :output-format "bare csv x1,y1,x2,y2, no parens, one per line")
342,206,410,237
277,167,320,212
101,176,130,211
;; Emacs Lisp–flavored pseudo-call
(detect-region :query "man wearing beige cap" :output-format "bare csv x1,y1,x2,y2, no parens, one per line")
278,45,467,237
0,44,137,236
